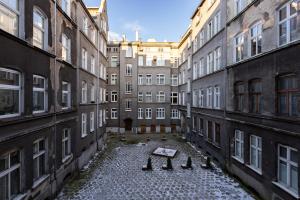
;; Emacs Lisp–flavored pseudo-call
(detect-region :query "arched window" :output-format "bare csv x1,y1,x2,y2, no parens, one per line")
33,7,47,49
0,67,21,118
81,81,87,103
0,0,19,36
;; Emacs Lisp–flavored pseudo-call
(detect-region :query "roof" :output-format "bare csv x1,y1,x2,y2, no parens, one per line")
191,0,204,19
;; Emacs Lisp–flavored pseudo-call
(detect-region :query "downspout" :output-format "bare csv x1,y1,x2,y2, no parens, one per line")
51,0,58,197
96,27,100,151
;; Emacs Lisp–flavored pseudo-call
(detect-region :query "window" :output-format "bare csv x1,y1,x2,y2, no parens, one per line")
199,89,205,108
192,116,197,131
138,108,143,119
90,84,95,103
0,68,21,118
110,56,118,67
146,56,152,66
62,34,71,62
249,79,262,113
83,17,88,35
187,55,192,69
111,108,117,119
193,90,197,107
171,92,178,105
33,75,47,113
198,58,204,77
171,109,179,119
207,52,214,74
250,135,262,172
198,118,204,135
145,108,152,119
156,91,165,103
187,103,191,118
279,1,298,46
145,92,152,102
207,87,213,108
235,82,245,112
126,64,132,76
187,79,191,93
156,108,165,119
193,62,198,80
277,74,299,116
138,56,144,66
99,88,103,103
0,0,19,36
157,56,165,66
235,0,243,15
146,74,152,85
214,11,221,34
126,46,133,57
199,29,204,47
90,112,95,132
138,92,143,102
99,109,103,127
81,48,87,70
125,82,132,94
214,47,221,71
33,8,46,49
91,56,95,74
207,20,213,39
214,86,220,109
0,150,21,200
250,22,262,56
234,33,244,62
111,74,117,85
207,121,213,141
111,91,118,102
61,0,71,16
81,113,87,137
214,123,221,146
125,99,132,111
81,81,87,103
171,74,178,86
33,139,46,182
182,92,186,106
156,74,165,85
234,130,244,162
138,74,144,85
277,145,298,194
62,81,71,109
62,128,71,161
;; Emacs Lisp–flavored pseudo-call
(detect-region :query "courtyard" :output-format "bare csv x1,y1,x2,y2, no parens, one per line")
56,134,257,200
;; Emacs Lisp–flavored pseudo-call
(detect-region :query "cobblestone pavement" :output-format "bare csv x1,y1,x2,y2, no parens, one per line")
57,135,256,200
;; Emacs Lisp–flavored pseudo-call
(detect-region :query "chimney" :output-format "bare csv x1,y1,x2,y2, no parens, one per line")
135,29,139,41
122,34,126,42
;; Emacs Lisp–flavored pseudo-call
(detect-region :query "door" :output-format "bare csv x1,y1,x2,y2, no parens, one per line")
141,125,146,133
160,125,166,133
151,124,156,133
171,124,176,133
124,118,133,131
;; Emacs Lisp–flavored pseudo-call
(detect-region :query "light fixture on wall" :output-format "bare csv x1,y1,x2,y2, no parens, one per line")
292,0,300,10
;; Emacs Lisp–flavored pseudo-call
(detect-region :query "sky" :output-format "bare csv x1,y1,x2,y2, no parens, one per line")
83,0,200,42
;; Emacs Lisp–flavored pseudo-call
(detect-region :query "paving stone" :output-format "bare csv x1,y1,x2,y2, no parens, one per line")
57,138,255,200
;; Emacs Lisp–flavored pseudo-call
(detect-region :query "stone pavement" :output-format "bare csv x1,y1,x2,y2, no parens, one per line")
57,135,256,200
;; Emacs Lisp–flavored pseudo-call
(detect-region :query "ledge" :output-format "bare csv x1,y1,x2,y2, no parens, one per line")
272,181,300,199
32,175,50,190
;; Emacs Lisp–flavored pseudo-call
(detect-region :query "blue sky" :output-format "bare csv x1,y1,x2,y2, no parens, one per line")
83,0,200,42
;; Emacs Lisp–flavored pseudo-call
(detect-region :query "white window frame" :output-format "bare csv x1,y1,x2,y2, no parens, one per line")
125,64,132,76
81,48,88,70
62,128,71,162
156,74,165,85
138,55,144,66
146,74,152,85
171,109,179,119
234,33,244,62
249,22,262,56
33,8,47,49
234,130,244,162
0,67,21,118
62,33,71,62
111,108,117,119
145,108,152,119
249,135,262,173
207,87,213,108
81,81,87,103
156,108,165,119
90,112,95,132
125,82,132,94
33,75,47,114
0,0,20,36
171,74,178,86
111,74,117,85
138,108,143,119
156,91,165,103
214,86,220,109
145,92,152,103
81,113,87,137
138,74,144,85
91,55,95,74
33,138,46,182
62,81,71,109
111,91,118,102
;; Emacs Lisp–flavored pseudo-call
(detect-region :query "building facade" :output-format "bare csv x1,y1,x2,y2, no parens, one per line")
106,40,180,134
179,0,300,200
0,0,108,199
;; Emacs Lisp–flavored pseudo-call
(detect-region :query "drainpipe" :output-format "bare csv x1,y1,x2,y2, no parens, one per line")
51,0,58,197
96,27,100,151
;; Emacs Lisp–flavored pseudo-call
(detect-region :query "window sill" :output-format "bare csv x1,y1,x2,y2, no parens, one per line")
232,156,244,164
33,110,47,115
0,113,21,119
32,174,49,190
272,181,300,199
90,130,95,133
12,193,27,200
62,154,73,164
81,134,88,138
246,164,262,175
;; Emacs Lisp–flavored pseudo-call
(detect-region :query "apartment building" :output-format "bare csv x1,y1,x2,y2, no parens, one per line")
180,0,300,199
226,0,300,199
106,40,180,134
0,0,108,199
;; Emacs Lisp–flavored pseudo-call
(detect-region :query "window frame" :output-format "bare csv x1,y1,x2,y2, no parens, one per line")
32,75,47,114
